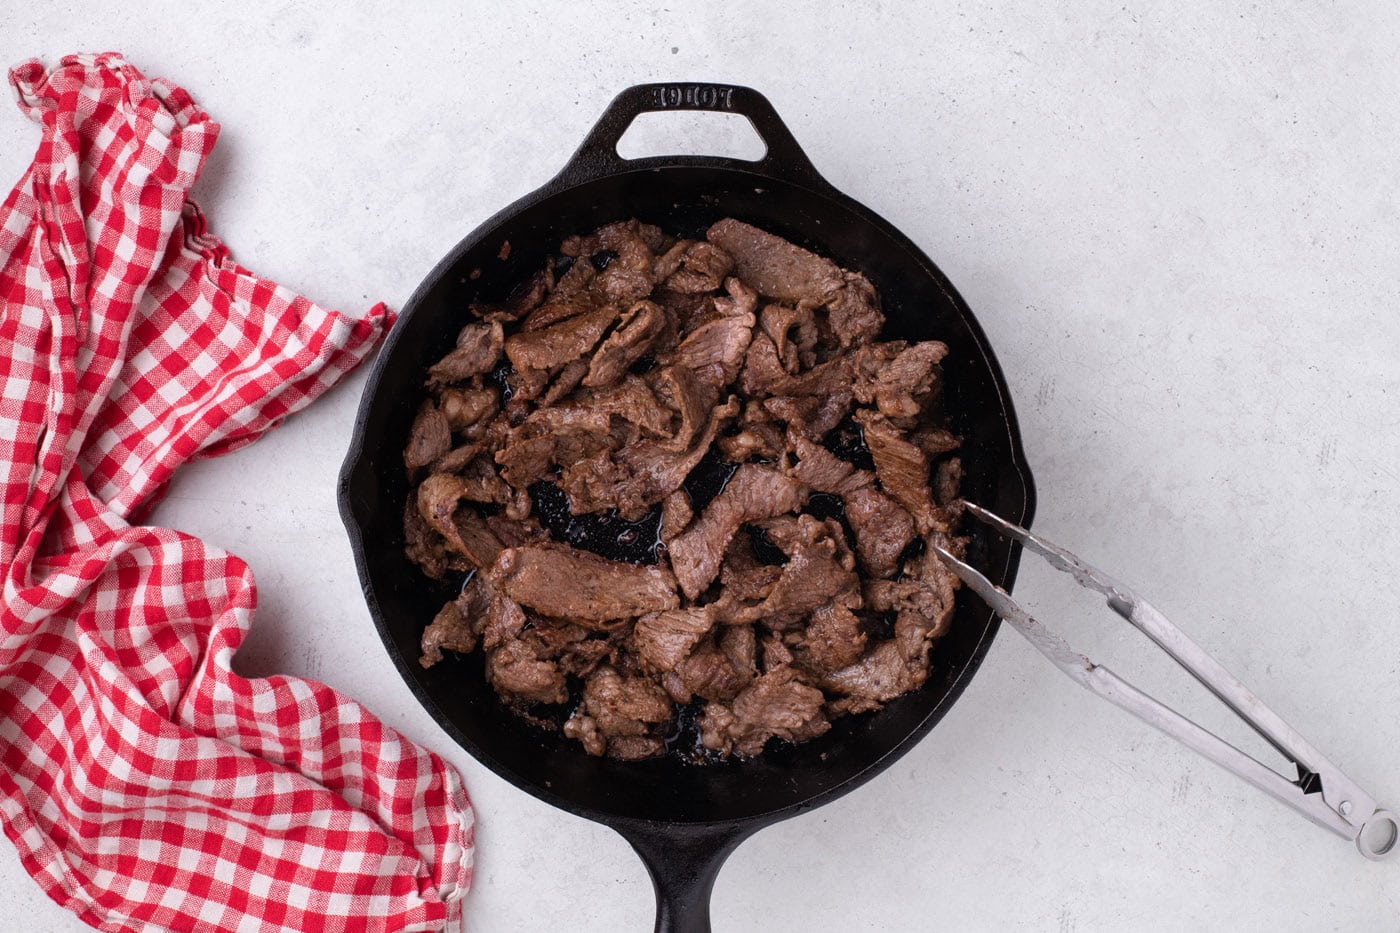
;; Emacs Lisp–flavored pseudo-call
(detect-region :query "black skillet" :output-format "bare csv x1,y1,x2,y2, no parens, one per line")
338,83,1036,932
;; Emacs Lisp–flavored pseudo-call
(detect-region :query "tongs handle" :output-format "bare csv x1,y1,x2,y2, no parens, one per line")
936,503,1398,861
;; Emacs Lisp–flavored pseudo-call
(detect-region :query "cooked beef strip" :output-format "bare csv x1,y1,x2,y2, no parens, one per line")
654,363,718,451
871,340,947,419
634,607,715,673
427,320,505,387
911,427,962,458
404,497,451,579
935,456,962,508
521,290,597,333
439,385,500,432
822,640,926,715
486,632,568,705
406,217,963,761
673,639,752,703
420,583,484,667
576,376,673,437
720,624,758,680
843,484,916,579
585,299,666,387
668,301,755,387
660,488,693,540
566,665,673,758
667,464,803,600
699,666,829,757
488,542,679,622
504,303,618,377
484,513,547,548
822,271,883,350
795,603,867,674
405,402,452,470
663,240,735,293
760,303,819,374
853,408,946,534
416,474,505,568
741,515,861,627
707,219,844,305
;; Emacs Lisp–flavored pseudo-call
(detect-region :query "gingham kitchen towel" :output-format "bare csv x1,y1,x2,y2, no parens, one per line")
0,53,473,931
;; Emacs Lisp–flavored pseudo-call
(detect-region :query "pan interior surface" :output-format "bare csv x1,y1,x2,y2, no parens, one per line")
341,164,1032,825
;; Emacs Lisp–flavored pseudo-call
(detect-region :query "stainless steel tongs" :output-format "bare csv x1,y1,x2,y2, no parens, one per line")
933,502,1397,861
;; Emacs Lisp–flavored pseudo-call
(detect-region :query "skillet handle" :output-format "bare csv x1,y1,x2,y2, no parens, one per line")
552,83,835,193
613,821,753,933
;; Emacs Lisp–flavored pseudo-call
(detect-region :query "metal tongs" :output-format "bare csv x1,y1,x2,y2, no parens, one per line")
933,502,1397,861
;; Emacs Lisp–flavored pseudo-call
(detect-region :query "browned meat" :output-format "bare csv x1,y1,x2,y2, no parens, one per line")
654,364,718,451
864,547,960,643
478,578,527,650
634,608,714,672
521,290,597,333
716,421,785,462
569,219,665,305
404,217,963,762
470,263,553,322
823,640,926,715
565,665,673,758
660,489,693,540
419,581,485,667
489,542,679,622
750,515,861,625
404,402,452,470
759,630,795,671
416,474,505,568
707,219,844,304
428,321,505,387
738,334,858,398
669,305,755,387
484,513,547,549
585,299,666,387
576,376,672,437
539,358,590,406
667,465,803,600
853,408,945,534
785,432,870,495
504,304,618,376
673,641,751,702
763,392,852,441
699,667,829,757
486,633,567,705
844,484,916,579
439,385,500,433
760,303,819,373
871,341,947,419
663,240,735,293
495,407,615,488
718,537,783,603
822,271,883,349
935,456,962,507
608,396,739,515
720,624,758,680
404,497,451,579
911,427,962,458
795,603,866,674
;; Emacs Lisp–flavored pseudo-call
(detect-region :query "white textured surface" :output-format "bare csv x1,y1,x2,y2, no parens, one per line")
3,3,1399,930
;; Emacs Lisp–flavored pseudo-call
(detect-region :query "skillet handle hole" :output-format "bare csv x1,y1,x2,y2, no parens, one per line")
615,110,767,163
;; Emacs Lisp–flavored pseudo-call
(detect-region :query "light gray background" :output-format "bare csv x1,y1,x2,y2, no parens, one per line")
2,2,1397,930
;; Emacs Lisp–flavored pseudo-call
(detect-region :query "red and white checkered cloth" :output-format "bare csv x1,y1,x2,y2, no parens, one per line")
0,53,473,931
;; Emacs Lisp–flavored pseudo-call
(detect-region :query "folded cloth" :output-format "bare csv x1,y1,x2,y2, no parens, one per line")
0,53,473,932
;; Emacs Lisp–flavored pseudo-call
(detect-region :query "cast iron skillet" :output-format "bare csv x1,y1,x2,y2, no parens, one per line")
339,83,1036,932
